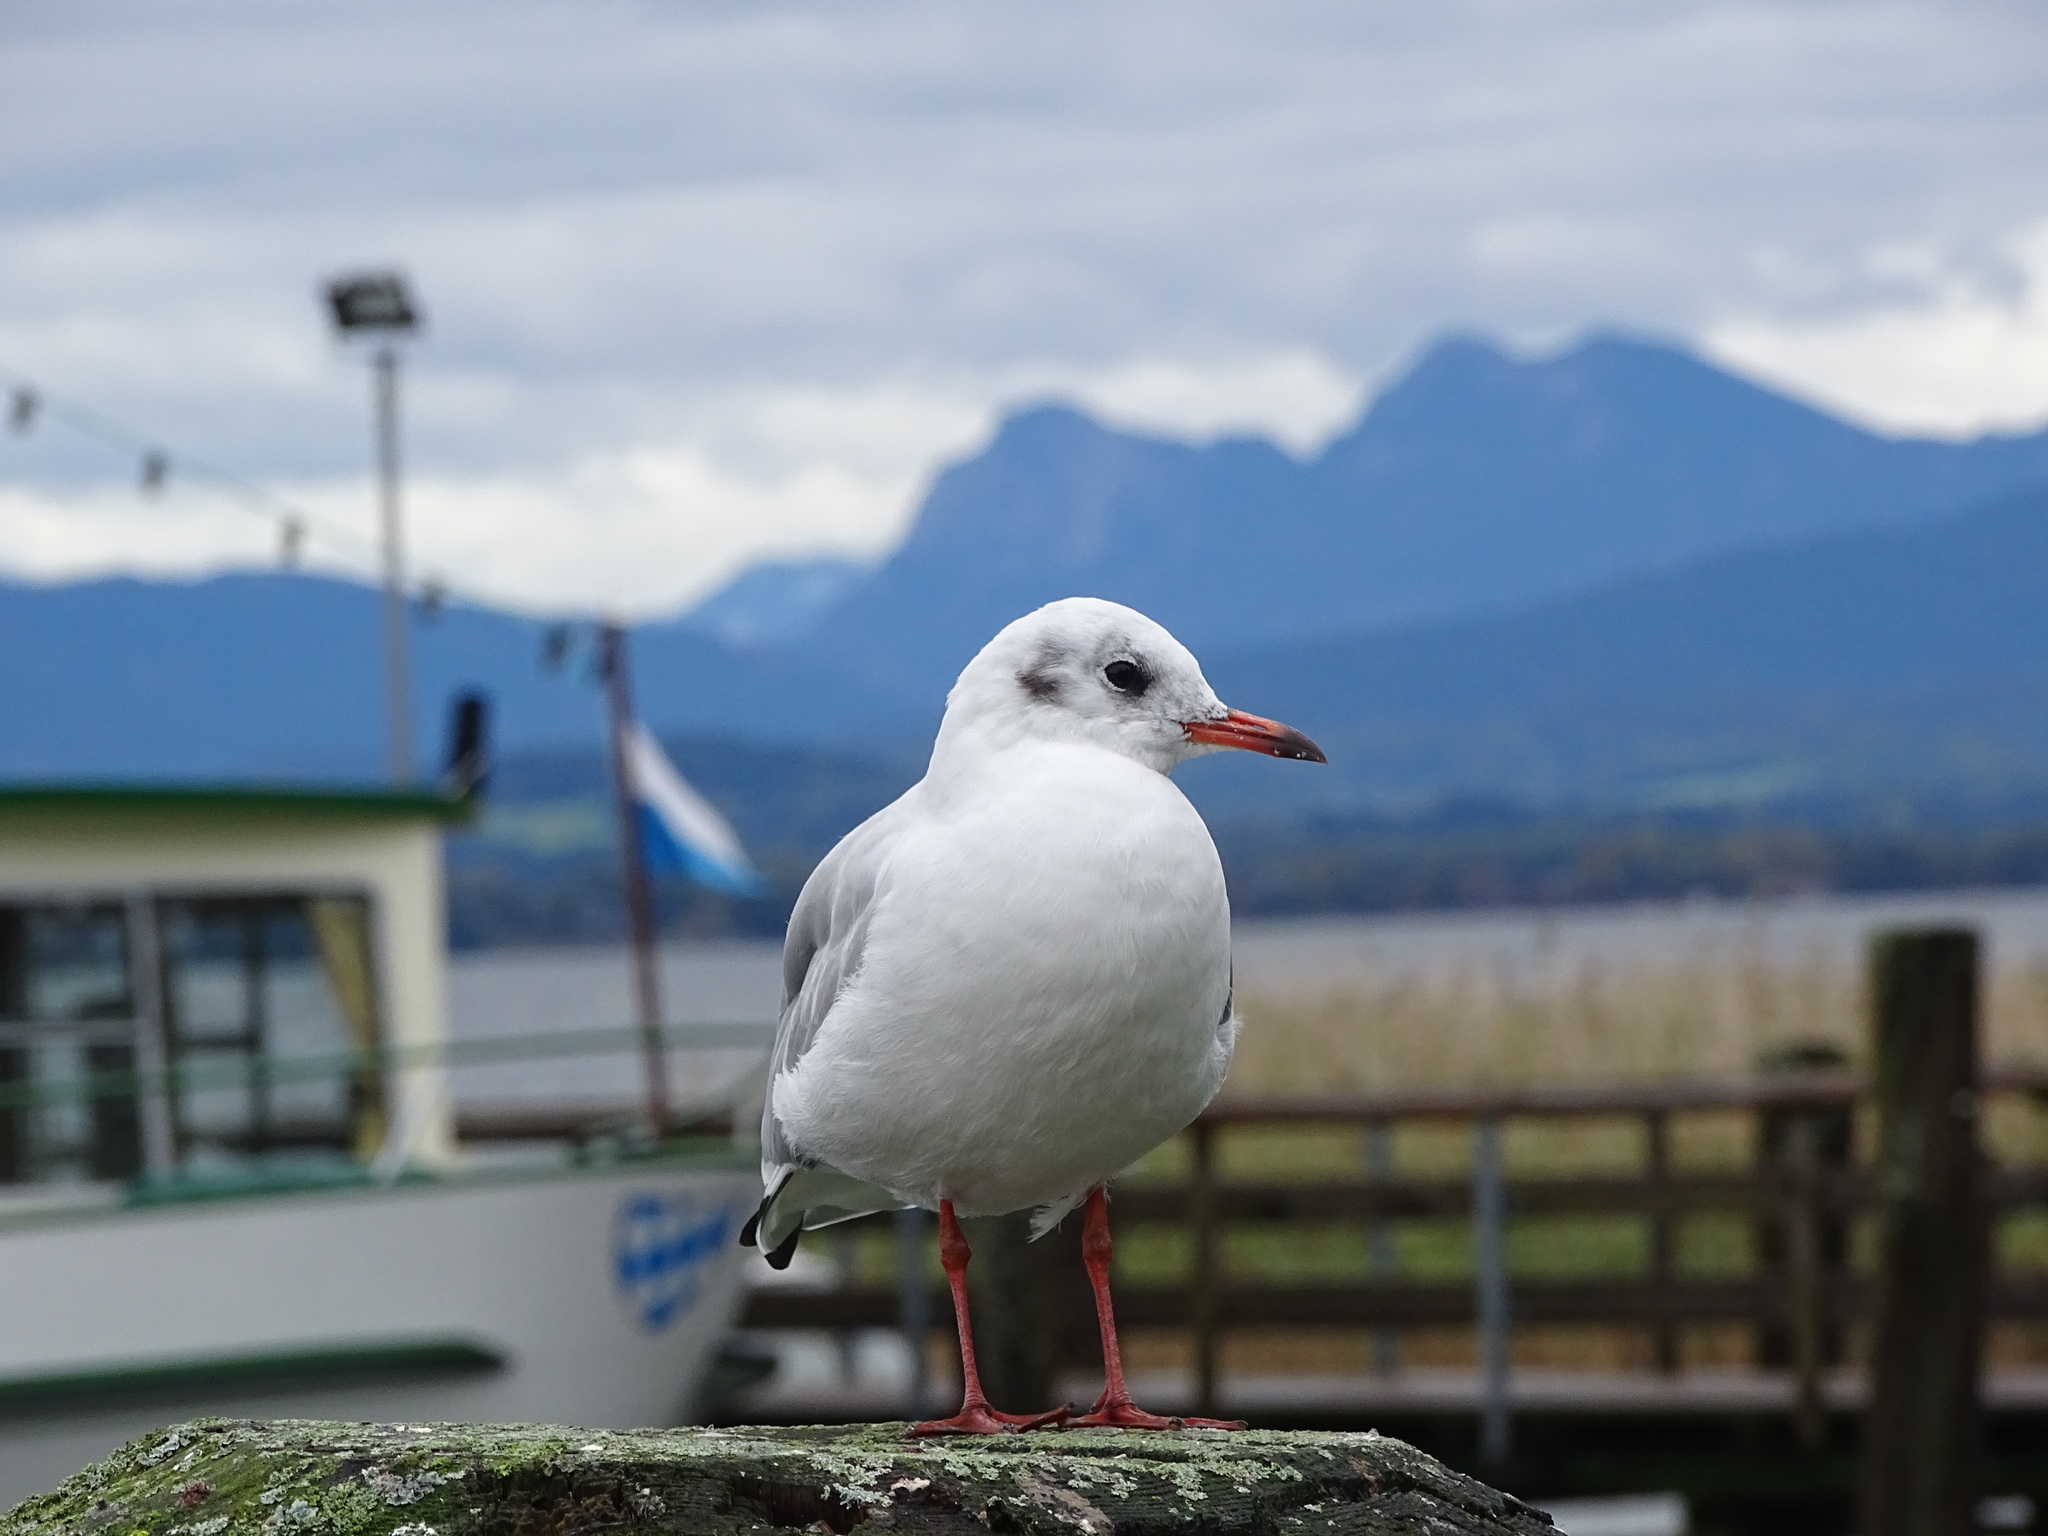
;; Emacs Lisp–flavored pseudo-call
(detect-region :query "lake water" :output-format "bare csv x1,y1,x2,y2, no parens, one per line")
1225,885,2048,995
445,939,782,1115
443,885,2048,1107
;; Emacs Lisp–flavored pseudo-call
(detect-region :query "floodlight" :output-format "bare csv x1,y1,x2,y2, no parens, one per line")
324,272,421,335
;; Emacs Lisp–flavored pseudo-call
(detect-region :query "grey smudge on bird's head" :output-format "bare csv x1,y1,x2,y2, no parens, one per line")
1016,641,1070,701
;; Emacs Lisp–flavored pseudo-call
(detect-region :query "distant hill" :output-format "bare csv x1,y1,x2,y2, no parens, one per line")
797,333,2048,696
1187,484,2048,817
0,572,923,781
455,482,2048,940
676,554,870,648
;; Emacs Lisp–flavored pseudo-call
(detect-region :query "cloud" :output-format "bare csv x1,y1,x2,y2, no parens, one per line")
0,484,287,584
1704,221,2048,438
0,440,926,618
1,0,2044,604
1009,352,1362,456
396,446,923,617
0,355,1358,615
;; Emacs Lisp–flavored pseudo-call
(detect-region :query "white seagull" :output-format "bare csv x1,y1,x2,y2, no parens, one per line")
739,597,1325,1433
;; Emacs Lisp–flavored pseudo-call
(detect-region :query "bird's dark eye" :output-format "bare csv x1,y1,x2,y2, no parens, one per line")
1103,659,1150,696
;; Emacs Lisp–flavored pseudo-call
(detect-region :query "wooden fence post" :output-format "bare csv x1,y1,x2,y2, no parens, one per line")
1755,1041,1854,1389
1860,928,1985,1536
966,1210,1061,1415
1644,1108,1677,1373
1191,1118,1220,1418
1367,1115,1400,1374
1785,1112,1826,1450
1473,1114,1511,1468
830,1226,860,1385
895,1206,932,1420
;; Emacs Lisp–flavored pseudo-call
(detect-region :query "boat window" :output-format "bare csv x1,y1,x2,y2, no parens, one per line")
157,896,383,1174
0,904,141,1185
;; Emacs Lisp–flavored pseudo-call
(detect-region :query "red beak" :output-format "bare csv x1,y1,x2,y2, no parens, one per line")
1184,708,1327,763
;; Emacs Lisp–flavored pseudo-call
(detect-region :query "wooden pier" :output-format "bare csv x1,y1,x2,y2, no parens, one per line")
734,1064,2048,1421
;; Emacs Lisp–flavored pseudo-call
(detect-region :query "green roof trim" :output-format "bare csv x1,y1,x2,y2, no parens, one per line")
0,1337,504,1416
0,783,473,824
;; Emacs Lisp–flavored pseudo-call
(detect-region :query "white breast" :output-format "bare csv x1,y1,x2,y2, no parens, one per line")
772,740,1235,1216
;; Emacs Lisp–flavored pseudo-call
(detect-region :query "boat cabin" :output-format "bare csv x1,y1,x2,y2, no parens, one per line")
0,786,468,1190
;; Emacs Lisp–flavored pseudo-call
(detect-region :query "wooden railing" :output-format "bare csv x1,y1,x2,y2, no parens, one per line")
739,1064,2048,1446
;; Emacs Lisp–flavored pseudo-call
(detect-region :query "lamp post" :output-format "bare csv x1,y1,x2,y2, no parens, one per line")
324,271,422,785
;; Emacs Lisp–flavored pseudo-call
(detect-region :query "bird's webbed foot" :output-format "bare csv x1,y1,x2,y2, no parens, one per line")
1068,1388,1246,1431
910,1401,1071,1436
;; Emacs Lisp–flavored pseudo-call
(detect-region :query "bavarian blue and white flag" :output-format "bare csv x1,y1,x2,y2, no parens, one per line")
625,722,765,895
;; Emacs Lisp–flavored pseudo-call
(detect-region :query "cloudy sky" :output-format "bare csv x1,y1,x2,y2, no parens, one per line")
2,0,2045,616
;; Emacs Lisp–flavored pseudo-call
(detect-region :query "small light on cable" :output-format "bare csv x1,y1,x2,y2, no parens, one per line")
279,518,305,569
7,387,34,434
139,450,169,496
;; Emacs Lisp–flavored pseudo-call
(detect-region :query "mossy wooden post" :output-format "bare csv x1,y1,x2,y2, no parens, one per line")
4,1419,1558,1536
1861,928,1986,1536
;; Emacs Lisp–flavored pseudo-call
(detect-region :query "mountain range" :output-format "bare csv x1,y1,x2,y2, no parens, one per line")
0,572,923,781
782,333,2048,697
7,329,2048,852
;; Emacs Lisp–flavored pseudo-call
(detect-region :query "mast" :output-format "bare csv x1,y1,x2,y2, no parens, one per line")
599,621,671,1140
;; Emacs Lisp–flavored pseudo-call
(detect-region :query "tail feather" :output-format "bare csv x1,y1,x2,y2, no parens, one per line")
1029,1188,1089,1240
744,1163,909,1266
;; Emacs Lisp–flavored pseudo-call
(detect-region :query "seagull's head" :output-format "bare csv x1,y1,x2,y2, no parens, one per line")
939,596,1327,774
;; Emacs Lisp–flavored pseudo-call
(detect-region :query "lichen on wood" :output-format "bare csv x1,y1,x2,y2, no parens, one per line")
4,1419,1553,1536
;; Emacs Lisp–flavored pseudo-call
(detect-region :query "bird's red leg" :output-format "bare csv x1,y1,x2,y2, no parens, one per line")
910,1200,1070,1435
1068,1186,1246,1430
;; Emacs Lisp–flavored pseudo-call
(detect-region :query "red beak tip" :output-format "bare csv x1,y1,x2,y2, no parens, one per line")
1184,711,1328,764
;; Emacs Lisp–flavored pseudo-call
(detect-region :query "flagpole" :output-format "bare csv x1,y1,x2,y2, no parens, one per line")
599,620,672,1141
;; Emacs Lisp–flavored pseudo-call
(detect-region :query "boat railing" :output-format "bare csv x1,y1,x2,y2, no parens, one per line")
0,1021,778,1162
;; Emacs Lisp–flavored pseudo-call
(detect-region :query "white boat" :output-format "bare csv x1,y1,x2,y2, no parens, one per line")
0,785,763,1509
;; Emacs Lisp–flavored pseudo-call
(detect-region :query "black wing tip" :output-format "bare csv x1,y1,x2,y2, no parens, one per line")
765,1227,801,1269
740,1168,798,1254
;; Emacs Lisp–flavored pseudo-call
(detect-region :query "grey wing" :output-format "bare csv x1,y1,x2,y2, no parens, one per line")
760,790,913,1172
739,793,919,1264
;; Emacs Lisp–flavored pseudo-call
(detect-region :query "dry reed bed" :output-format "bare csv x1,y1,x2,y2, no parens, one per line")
1219,949,2048,1172
1105,947,2048,1375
